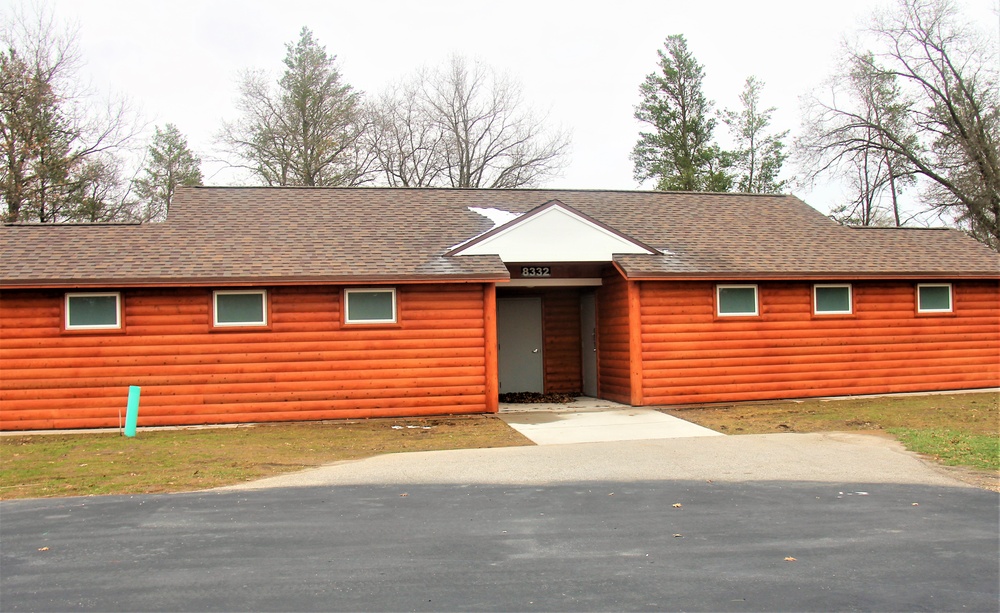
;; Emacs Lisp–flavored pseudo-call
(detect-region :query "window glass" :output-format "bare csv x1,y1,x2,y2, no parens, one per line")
67,294,120,329
815,285,852,314
346,289,396,323
717,285,758,316
215,291,266,326
917,284,952,312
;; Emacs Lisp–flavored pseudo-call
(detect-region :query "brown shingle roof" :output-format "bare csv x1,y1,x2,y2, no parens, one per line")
1,187,996,287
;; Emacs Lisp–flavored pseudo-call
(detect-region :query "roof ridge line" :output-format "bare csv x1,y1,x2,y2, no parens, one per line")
185,185,795,198
847,225,953,231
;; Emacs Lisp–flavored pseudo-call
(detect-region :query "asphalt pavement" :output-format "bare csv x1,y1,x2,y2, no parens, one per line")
1,480,996,612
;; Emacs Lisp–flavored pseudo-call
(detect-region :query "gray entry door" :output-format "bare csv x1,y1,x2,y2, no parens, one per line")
497,297,544,393
580,292,598,397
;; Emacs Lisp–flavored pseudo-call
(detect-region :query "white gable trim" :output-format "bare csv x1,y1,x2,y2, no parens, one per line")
448,200,658,262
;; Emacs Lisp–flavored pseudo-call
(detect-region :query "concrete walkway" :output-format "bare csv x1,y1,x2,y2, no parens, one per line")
219,397,980,492
223,431,968,491
498,397,722,444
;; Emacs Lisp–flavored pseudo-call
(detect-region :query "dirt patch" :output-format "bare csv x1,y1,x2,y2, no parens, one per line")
928,463,1000,492
660,393,997,436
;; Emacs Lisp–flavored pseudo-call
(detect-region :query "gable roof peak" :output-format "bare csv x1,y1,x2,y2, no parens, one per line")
447,197,660,261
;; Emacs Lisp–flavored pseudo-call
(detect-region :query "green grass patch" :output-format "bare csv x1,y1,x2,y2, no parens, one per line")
0,415,530,500
662,391,999,473
888,428,999,471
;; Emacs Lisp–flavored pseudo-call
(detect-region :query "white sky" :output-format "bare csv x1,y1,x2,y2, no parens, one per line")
36,0,1000,216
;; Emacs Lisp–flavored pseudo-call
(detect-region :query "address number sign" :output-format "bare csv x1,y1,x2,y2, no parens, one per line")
521,266,552,277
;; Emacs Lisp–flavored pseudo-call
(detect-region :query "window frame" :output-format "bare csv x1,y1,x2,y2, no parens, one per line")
916,283,953,314
715,284,759,317
344,288,397,325
213,289,268,327
813,283,853,315
64,292,122,331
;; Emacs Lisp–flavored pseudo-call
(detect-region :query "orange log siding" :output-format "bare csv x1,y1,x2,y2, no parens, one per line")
597,271,631,404
542,289,583,394
627,281,643,406
0,284,493,430
483,284,499,413
638,280,1000,405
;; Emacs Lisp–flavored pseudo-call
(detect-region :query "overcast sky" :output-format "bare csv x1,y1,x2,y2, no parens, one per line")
37,0,999,216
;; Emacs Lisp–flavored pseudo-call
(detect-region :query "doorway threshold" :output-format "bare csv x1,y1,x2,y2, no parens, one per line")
498,396,632,414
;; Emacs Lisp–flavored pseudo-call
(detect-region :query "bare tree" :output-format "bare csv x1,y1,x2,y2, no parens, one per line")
0,3,141,223
797,0,998,245
69,153,139,222
797,54,917,226
885,0,1000,247
217,27,373,187
365,81,445,187
835,122,904,227
369,55,570,188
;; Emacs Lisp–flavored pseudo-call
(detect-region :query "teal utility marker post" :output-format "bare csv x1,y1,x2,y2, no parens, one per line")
124,386,140,437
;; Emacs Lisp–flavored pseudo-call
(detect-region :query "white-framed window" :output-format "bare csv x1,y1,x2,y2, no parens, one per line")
213,290,267,326
65,292,121,330
917,283,952,313
345,288,396,324
814,284,853,315
716,284,758,317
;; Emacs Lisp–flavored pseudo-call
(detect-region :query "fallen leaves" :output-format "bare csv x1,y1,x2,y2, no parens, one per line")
498,392,578,404
672,503,682,508
784,556,797,562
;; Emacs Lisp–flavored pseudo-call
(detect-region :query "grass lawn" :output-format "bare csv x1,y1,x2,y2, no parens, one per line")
661,391,999,472
0,415,530,500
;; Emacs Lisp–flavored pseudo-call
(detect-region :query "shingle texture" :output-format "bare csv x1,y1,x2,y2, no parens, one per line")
1,187,997,286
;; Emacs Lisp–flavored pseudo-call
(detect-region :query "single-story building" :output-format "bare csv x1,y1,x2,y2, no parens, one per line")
1,187,997,430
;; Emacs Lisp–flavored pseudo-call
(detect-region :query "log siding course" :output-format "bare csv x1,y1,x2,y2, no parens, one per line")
0,284,491,430
639,280,1000,405
597,271,632,404
541,289,583,394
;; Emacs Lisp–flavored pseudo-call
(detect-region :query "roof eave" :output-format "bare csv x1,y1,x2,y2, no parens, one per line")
616,271,1000,281
0,272,511,290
